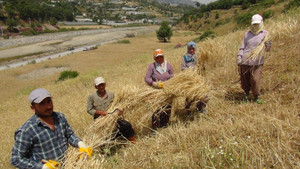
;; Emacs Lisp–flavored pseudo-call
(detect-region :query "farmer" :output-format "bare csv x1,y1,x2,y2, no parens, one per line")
145,49,174,89
11,88,92,169
181,41,198,71
237,14,271,104
87,77,135,143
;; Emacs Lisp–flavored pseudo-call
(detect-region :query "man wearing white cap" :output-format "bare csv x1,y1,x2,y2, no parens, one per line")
87,77,136,143
236,14,272,104
10,88,92,169
87,77,115,119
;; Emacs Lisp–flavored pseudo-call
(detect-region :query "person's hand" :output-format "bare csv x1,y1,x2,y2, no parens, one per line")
264,40,272,52
78,141,92,158
96,110,107,116
152,82,163,89
117,109,123,116
42,160,61,169
237,58,242,66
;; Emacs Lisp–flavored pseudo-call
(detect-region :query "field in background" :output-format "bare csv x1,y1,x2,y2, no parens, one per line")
0,9,299,168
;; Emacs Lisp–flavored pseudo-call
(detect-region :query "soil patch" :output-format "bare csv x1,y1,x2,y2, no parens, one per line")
17,67,67,80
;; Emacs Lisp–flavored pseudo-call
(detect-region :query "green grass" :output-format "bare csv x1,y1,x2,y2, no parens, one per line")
0,52,45,63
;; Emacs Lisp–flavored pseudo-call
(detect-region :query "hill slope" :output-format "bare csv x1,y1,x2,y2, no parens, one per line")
0,7,299,169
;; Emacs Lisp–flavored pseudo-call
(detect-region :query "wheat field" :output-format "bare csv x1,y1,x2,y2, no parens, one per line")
0,9,299,168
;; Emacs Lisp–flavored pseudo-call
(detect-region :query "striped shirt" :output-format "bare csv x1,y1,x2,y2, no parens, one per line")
11,112,81,169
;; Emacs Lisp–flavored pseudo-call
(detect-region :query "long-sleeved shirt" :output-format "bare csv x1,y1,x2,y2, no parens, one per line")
144,62,174,85
11,112,81,169
87,90,114,117
181,54,198,71
237,30,268,66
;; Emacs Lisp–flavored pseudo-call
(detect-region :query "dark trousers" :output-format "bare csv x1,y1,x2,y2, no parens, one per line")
240,65,263,96
152,104,172,129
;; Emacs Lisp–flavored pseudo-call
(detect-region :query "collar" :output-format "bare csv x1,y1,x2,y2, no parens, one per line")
97,90,108,99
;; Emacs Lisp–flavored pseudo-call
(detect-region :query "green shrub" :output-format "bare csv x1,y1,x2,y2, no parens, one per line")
204,20,210,24
284,0,300,12
20,29,39,36
125,33,135,38
260,0,275,8
242,0,250,9
235,11,254,26
156,21,173,42
194,30,216,42
49,17,57,26
57,70,79,81
263,10,274,19
117,40,130,44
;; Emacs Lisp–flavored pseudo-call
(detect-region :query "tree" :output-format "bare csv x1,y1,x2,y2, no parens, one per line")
156,21,173,42
196,2,201,8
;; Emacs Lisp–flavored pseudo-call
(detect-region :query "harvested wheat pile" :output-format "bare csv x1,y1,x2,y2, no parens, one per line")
62,68,212,168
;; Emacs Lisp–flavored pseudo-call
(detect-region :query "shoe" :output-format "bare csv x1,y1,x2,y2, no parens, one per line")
255,98,263,104
199,110,207,113
242,95,250,103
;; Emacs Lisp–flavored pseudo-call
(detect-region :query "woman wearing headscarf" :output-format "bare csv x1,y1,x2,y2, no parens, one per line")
237,14,271,104
181,41,198,71
144,49,174,89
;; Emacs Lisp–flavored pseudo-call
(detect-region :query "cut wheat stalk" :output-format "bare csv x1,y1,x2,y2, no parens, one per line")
247,18,298,61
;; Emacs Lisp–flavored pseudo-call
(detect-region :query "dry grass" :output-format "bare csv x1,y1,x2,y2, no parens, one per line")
0,9,299,169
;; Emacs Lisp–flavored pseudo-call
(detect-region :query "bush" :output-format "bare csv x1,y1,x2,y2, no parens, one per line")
194,30,216,42
235,11,254,26
117,40,130,44
262,10,274,19
260,0,275,8
50,17,57,26
242,0,250,9
125,33,135,38
284,0,300,12
57,70,79,81
204,20,210,24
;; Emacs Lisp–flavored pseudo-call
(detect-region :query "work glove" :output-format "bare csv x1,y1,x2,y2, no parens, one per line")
237,57,242,66
152,81,163,89
42,160,61,169
78,141,92,158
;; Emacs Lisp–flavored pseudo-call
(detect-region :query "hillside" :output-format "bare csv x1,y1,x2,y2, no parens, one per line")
0,5,299,168
156,0,197,6
176,0,298,36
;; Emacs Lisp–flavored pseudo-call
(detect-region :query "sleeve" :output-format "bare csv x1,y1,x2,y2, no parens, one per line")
10,130,44,169
181,56,187,71
144,64,154,85
168,63,174,77
237,32,248,60
62,114,81,147
194,55,199,65
87,95,96,116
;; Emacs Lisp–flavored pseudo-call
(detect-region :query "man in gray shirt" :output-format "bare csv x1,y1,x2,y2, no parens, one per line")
86,77,136,143
87,77,114,119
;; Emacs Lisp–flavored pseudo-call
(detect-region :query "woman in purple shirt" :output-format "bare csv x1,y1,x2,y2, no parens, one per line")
237,14,271,104
144,49,174,88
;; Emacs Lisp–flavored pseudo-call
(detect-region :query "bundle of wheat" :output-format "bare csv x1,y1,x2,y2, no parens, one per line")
247,17,299,60
63,113,120,168
62,68,212,167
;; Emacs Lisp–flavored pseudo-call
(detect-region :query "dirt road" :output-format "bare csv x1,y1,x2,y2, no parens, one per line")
0,26,157,67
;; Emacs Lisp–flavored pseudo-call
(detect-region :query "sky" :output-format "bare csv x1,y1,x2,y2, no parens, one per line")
192,0,218,4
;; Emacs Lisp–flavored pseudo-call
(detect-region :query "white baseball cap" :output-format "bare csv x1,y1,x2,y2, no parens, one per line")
94,77,105,86
251,14,263,25
29,88,51,104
